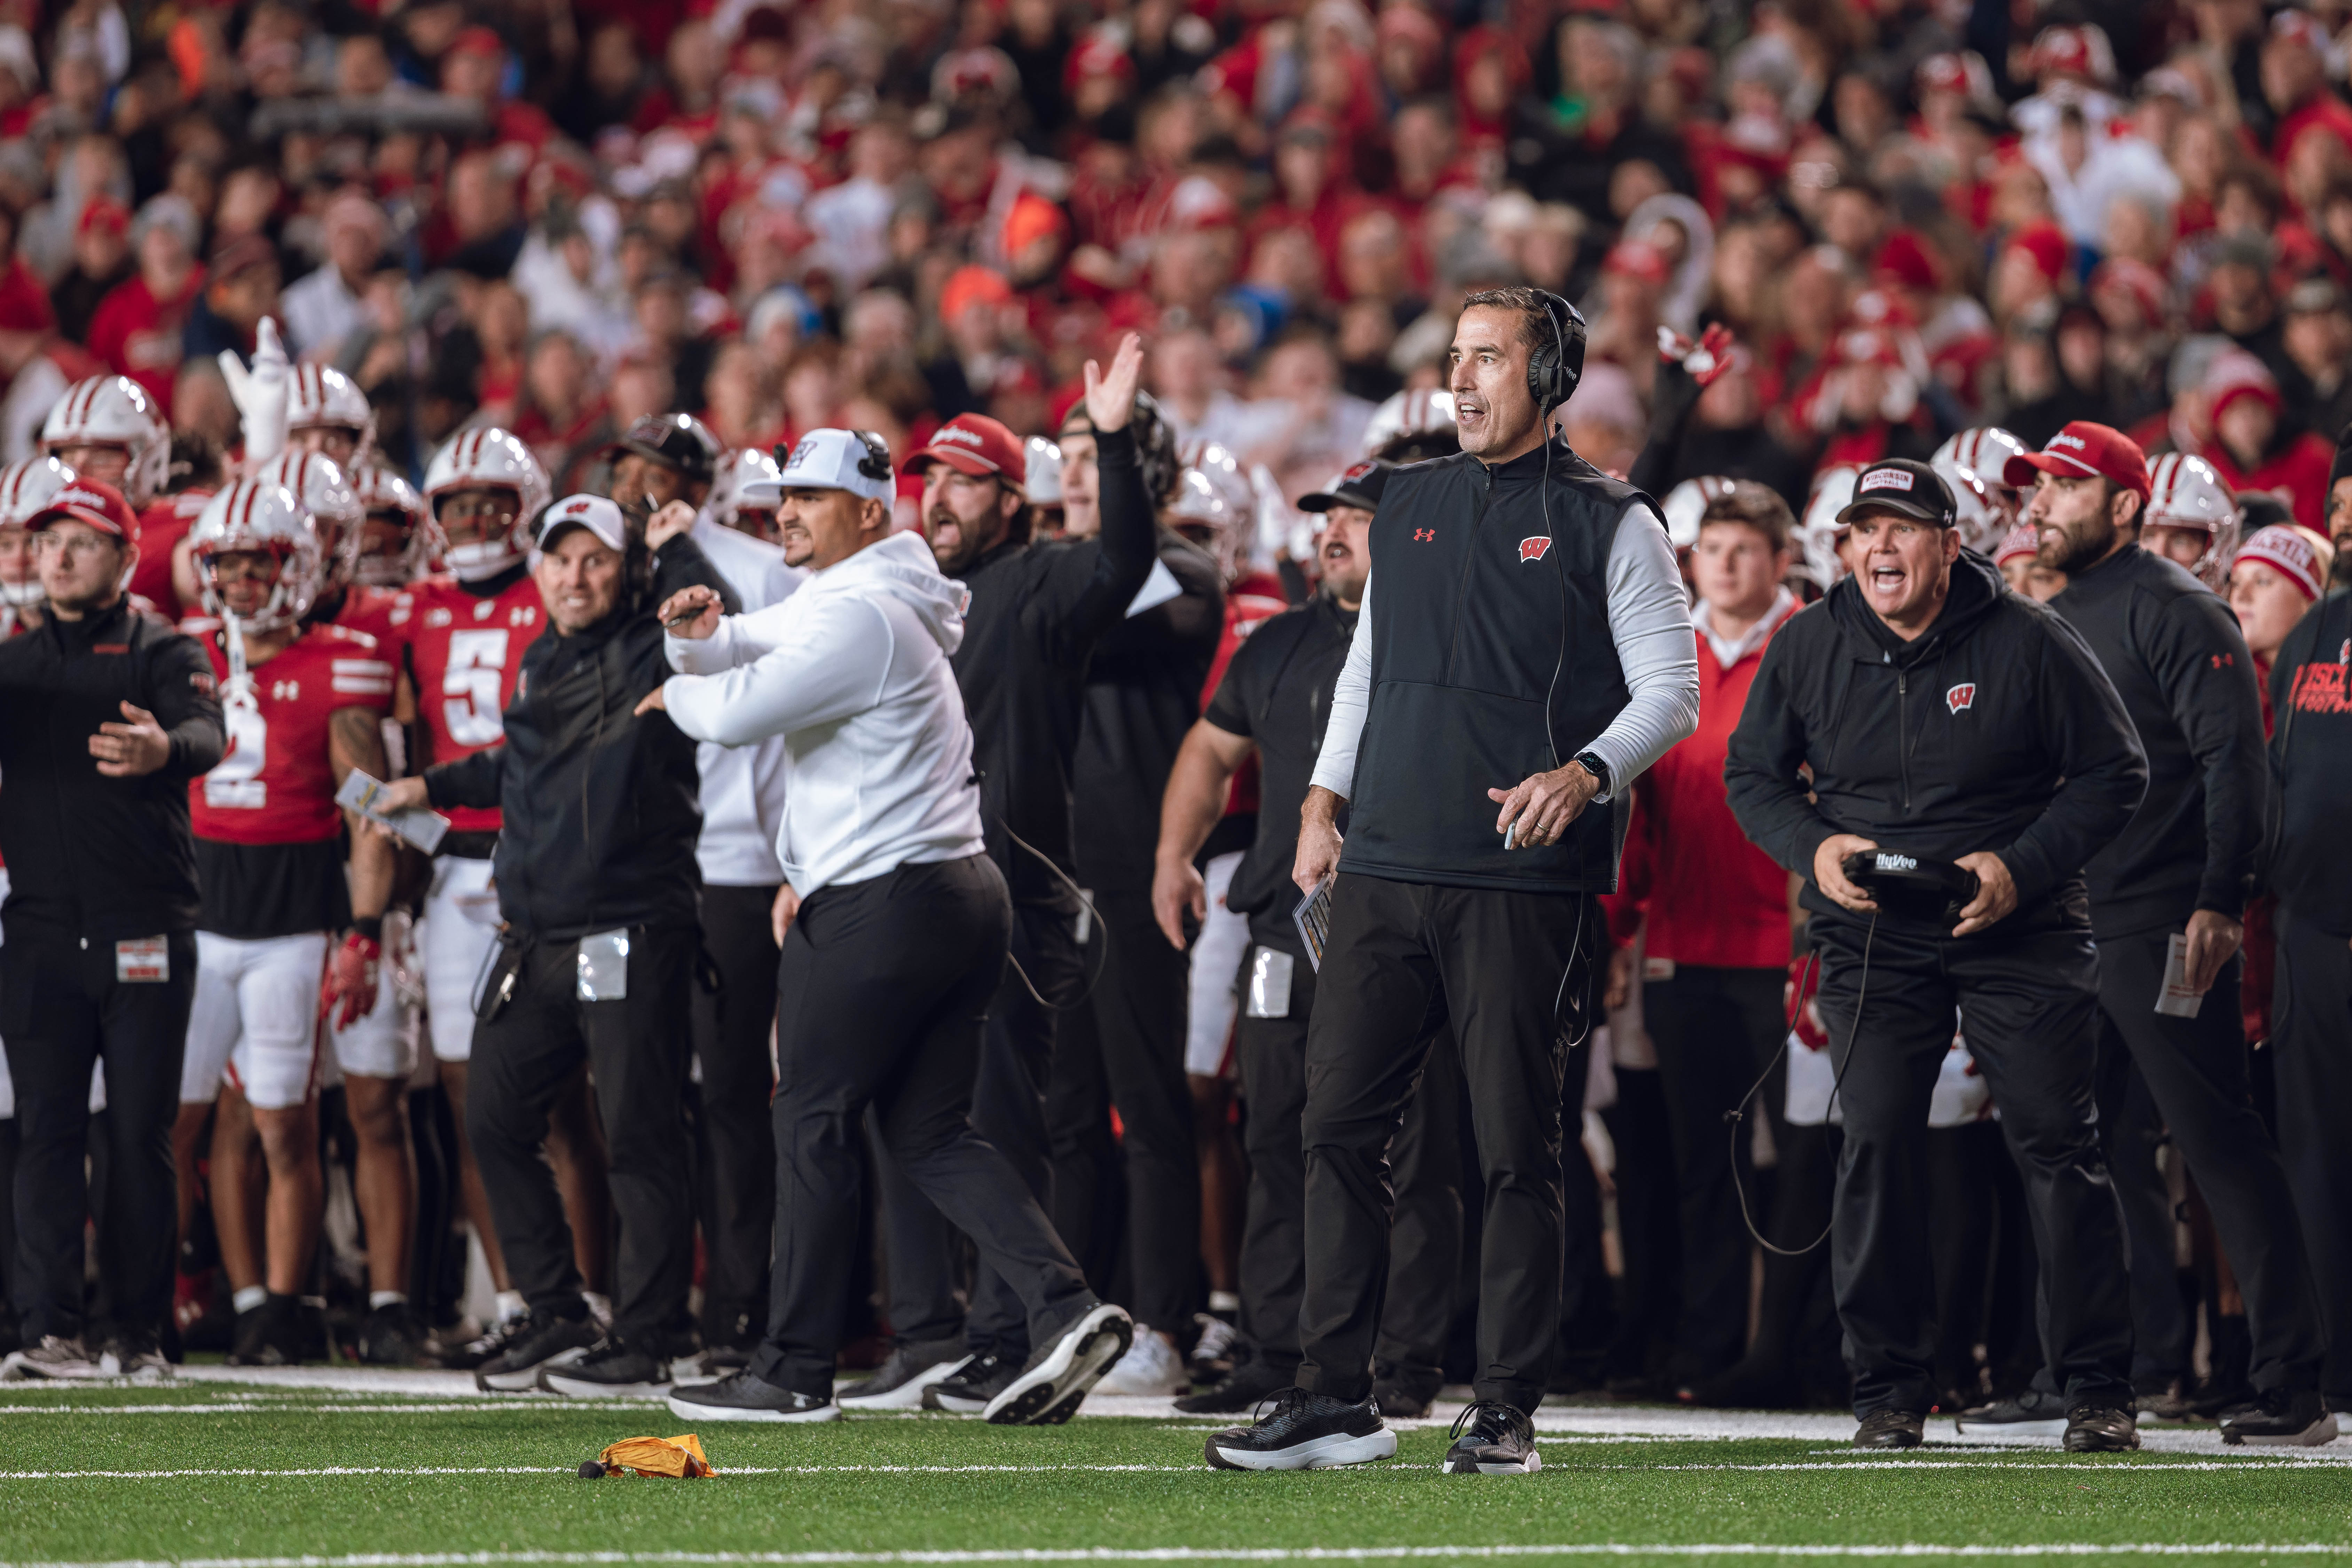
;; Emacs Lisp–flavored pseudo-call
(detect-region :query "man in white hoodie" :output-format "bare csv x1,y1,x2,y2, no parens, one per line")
642,423,1134,1424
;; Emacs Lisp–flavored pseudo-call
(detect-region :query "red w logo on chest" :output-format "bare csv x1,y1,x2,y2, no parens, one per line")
1519,537,1552,562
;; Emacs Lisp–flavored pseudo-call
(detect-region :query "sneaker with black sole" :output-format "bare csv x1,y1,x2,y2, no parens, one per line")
983,1302,1134,1425
228,1295,302,1367
352,1304,424,1367
1953,1387,2071,1441
668,1369,840,1423
1189,1314,1242,1384
539,1334,672,1398
1444,1402,1541,1474
1854,1409,1925,1449
2221,1388,2339,1447
2062,1404,2142,1452
1,1336,104,1381
838,1338,971,1412
1175,1353,1295,1415
435,1314,528,1371
925,1352,1016,1414
474,1310,601,1393
1204,1387,1396,1471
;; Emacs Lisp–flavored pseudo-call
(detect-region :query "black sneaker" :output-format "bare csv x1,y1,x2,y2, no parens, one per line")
838,1338,970,1412
1372,1366,1444,1421
2136,1377,2193,1424
2221,1388,2339,1447
474,1310,600,1393
2062,1404,2142,1452
1854,1409,1925,1449
925,1352,1016,1414
1954,1387,2070,1441
1204,1387,1397,1471
96,1332,173,1384
539,1334,672,1398
1189,1314,1243,1383
1176,1353,1296,1415
228,1295,302,1367
436,1313,531,1372
984,1302,1134,1425
668,1369,839,1423
352,1304,423,1367
1445,1401,1541,1474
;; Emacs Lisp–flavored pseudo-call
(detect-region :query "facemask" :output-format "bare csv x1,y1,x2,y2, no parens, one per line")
446,538,525,581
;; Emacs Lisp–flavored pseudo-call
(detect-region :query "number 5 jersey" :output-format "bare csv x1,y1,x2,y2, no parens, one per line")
400,568,543,832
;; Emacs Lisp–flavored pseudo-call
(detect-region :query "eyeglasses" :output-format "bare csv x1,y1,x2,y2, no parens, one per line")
33,531,117,560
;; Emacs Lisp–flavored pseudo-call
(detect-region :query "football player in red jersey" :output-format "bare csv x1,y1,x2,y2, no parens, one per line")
175,478,399,1367
406,428,614,1363
39,375,179,616
286,364,375,470
0,456,73,639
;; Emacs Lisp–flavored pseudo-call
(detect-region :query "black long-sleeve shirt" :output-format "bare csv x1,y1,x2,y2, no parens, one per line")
0,598,226,940
2267,587,2352,935
1726,551,2147,936
950,423,1158,903
2048,543,2267,938
425,536,732,940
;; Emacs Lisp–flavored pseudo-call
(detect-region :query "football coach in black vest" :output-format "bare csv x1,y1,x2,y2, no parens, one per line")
1204,288,1700,1475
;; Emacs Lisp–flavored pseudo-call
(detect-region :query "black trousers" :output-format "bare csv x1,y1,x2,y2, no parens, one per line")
2097,1052,2193,1387
1,927,192,1346
1233,947,1461,1378
752,855,1094,1396
1811,912,2133,1418
466,923,696,1341
2092,927,2324,1393
1297,872,1595,1415
1644,964,1788,1377
691,883,780,1349
2272,906,2352,1406
879,896,1084,1357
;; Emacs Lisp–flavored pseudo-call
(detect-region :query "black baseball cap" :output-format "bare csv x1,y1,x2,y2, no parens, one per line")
1836,457,1956,528
1298,459,1393,514
603,412,721,485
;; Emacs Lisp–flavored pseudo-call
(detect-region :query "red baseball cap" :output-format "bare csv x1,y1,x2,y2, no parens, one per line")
2002,421,2150,501
904,413,1027,485
30,478,140,548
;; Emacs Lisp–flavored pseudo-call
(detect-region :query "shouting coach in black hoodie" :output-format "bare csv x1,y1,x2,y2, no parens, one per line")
1726,456,2148,1453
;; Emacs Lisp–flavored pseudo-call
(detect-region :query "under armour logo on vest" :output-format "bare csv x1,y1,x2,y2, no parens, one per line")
1413,528,1435,542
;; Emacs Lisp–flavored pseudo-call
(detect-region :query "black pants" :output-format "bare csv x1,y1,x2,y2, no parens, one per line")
691,883,780,1349
1811,912,2133,1418
2272,906,2352,1406
1233,947,1461,1378
2097,1051,2193,1388
1,927,193,1345
752,855,1095,1396
879,895,1084,1357
1297,872,1595,1415
1644,964,1787,1378
2092,927,2324,1393
466,923,696,1341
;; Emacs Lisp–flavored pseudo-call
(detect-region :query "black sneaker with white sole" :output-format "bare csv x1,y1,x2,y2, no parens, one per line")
2221,1387,2339,1447
983,1302,1134,1425
668,1369,840,1423
925,1352,1016,1413
838,1338,970,1412
538,1335,672,1398
473,1310,601,1393
1204,1387,1397,1471
1953,1387,2071,1441
1444,1401,1541,1474
2062,1404,2142,1452
1174,1352,1294,1415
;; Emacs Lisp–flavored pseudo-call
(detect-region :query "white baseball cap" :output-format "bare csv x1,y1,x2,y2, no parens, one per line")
535,492,628,552
749,428,895,506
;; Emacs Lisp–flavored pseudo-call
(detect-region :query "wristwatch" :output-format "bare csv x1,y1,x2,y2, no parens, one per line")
1572,750,1612,804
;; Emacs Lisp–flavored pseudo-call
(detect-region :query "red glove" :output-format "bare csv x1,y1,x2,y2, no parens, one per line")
1657,322,1740,387
325,930,381,1030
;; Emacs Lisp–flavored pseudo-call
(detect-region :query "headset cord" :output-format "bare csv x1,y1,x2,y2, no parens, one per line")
995,818,1112,1011
1726,911,1876,1258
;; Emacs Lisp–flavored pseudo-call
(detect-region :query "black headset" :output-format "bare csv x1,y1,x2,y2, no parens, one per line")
1525,290,1588,415
850,429,894,483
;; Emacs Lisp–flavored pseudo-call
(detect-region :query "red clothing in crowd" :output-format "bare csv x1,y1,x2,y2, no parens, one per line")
1202,570,1291,819
86,267,205,414
0,254,54,332
2207,431,2335,530
1605,591,1799,969
127,490,214,624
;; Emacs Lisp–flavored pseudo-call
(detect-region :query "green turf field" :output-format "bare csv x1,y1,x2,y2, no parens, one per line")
0,1377,2346,1566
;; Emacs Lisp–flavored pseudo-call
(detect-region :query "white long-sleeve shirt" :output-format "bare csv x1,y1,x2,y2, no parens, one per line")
1311,504,1699,799
685,514,806,887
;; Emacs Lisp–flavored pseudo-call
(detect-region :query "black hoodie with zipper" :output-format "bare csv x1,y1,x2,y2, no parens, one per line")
1725,550,2148,936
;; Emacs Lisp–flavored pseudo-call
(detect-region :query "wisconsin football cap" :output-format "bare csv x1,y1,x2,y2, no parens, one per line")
534,493,628,552
1298,459,1394,513
750,428,897,505
1835,457,1956,528
2001,420,2151,501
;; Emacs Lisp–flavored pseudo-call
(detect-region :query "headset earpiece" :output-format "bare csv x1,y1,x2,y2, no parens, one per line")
851,430,894,483
1525,291,1586,415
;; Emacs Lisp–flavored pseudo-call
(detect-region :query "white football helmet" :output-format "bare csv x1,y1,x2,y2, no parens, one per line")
423,427,551,581
0,455,71,608
1794,464,1860,591
1175,442,1255,580
2144,452,2242,590
1944,466,2010,556
709,447,784,539
191,480,324,633
1661,475,1741,552
252,450,363,587
352,466,430,587
1933,427,2028,512
41,376,169,507
1361,388,1456,457
287,363,377,464
1025,436,1064,506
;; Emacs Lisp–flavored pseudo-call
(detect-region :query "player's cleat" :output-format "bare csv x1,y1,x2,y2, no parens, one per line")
668,1370,840,1423
352,1303,424,1367
1092,1324,1186,1396
2220,1388,2339,1447
473,1310,600,1393
2062,1404,2143,1452
923,1352,1016,1413
1853,1409,1925,1449
229,1295,303,1367
1204,1388,1396,1470
1175,1352,1293,1415
1188,1314,1242,1382
836,1338,971,1411
1444,1401,1541,1474
539,1335,673,1398
1954,1388,2071,1441
0,1336,105,1381
983,1302,1134,1425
